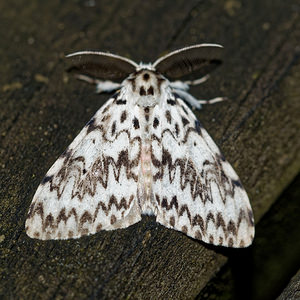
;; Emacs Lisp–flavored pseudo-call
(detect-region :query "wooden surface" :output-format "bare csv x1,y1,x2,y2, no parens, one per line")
0,0,300,299
277,269,300,300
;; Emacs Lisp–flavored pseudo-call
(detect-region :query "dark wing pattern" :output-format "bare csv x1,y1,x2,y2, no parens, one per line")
26,93,143,239
150,93,254,247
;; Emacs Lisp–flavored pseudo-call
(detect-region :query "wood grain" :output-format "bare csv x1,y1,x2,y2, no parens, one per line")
0,0,299,299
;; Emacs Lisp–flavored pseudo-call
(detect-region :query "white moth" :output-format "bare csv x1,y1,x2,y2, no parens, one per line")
26,44,255,247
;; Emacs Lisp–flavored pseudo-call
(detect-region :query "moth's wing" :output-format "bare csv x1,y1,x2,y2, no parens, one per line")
153,44,223,81
66,51,138,82
26,93,142,240
151,95,254,247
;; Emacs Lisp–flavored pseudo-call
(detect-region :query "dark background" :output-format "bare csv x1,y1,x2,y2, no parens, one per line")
0,1,299,299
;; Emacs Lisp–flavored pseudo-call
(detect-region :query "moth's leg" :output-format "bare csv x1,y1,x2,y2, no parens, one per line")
75,74,121,94
197,97,227,105
173,89,227,110
95,80,121,93
169,81,189,91
170,74,210,91
183,74,210,86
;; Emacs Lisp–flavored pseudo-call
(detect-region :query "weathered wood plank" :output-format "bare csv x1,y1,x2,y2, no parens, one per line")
277,269,300,300
0,0,299,299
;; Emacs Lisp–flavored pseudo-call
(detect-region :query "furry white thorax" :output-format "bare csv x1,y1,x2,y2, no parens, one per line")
124,68,170,108
136,62,155,71
123,68,170,214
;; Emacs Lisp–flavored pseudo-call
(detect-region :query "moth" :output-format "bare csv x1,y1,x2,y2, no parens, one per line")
26,44,255,247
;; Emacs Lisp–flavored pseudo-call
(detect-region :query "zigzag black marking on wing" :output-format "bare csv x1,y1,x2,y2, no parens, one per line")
151,123,237,203
27,195,135,234
155,194,253,244
151,126,200,144
47,139,141,201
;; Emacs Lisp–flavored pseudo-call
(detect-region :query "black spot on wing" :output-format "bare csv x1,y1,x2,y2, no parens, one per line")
41,175,53,185
120,111,127,123
116,99,127,105
248,209,255,226
153,117,159,129
181,105,189,116
102,105,110,114
167,99,176,106
133,117,140,129
111,121,116,135
195,120,203,135
86,118,96,133
111,92,120,100
232,179,243,188
181,116,189,126
217,153,226,162
175,123,180,137
86,118,95,126
165,110,171,123
61,148,72,158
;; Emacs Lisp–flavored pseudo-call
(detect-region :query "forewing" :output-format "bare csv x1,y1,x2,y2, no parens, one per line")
26,93,142,240
151,95,254,247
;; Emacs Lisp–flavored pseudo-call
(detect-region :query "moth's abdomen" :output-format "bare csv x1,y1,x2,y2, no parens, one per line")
137,104,152,211
140,143,152,197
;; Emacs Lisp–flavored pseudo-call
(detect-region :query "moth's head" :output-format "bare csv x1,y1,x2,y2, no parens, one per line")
127,68,167,97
